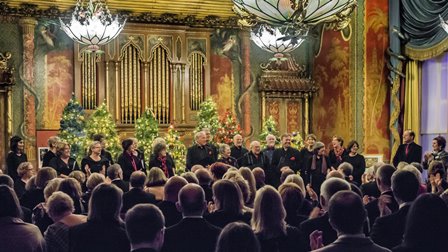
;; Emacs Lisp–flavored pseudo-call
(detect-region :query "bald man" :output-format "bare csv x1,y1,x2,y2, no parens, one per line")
162,184,221,252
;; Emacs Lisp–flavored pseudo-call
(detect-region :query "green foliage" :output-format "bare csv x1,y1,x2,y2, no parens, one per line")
259,116,280,147
135,108,159,165
290,131,305,150
166,125,187,175
85,103,121,159
215,109,242,144
195,97,220,137
59,95,86,162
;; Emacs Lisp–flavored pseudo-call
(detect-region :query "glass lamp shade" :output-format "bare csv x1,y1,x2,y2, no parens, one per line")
233,0,297,26
60,0,126,51
251,25,307,54
440,15,448,34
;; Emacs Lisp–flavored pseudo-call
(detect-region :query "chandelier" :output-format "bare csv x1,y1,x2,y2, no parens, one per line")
60,0,126,51
251,24,308,55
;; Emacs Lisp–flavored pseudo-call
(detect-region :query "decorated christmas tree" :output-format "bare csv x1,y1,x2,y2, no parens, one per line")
195,97,220,137
259,115,280,147
59,95,86,161
290,131,305,150
135,108,159,165
85,103,121,159
166,125,187,175
215,109,242,144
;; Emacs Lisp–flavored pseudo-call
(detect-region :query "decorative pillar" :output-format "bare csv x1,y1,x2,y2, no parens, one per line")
240,29,251,142
19,17,37,165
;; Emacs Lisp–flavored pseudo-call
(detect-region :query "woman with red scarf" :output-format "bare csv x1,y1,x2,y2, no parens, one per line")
117,138,145,181
328,135,348,169
149,142,175,178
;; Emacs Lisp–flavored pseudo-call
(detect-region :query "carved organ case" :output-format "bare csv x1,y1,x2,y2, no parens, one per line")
74,23,211,134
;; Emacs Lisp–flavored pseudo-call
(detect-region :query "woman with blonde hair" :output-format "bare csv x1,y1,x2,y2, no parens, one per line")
49,142,79,177
239,167,257,207
251,185,306,252
42,136,60,167
144,167,167,200
14,161,35,198
81,141,107,176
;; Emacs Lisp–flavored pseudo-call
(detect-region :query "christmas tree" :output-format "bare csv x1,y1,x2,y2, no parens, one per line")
85,103,121,159
259,115,280,147
166,125,187,175
135,108,159,165
195,97,220,137
59,95,86,161
290,131,305,150
215,109,242,144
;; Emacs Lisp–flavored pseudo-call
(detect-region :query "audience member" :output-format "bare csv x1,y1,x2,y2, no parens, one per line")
82,173,105,208
122,171,156,213
180,171,199,184
21,167,57,210
252,167,266,189
157,176,188,227
427,161,448,195
0,174,32,223
278,183,307,228
210,162,229,181
215,222,260,252
14,161,35,198
195,168,213,202
57,178,85,214
239,167,257,206
145,168,167,200
108,164,129,193
280,167,295,184
69,170,87,193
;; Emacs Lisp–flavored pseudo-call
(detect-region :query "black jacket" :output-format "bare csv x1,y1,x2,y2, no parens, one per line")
148,153,175,177
370,204,411,249
157,201,182,227
121,188,156,213
186,145,216,170
117,152,145,181
392,142,422,167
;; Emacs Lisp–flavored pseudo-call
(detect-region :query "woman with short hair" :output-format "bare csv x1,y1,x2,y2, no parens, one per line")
117,138,145,181
215,222,260,252
217,144,239,167
14,161,35,198
42,136,60,167
149,142,175,178
49,142,79,177
144,167,167,201
81,141,107,176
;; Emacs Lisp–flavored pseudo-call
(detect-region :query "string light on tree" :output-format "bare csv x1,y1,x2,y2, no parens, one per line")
135,108,159,166
166,124,187,175
215,109,242,144
195,97,220,138
259,115,280,148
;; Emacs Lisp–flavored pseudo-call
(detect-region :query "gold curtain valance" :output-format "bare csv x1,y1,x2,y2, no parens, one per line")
405,37,448,61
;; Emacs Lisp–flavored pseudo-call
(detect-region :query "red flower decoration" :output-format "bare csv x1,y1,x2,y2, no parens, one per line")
290,157,296,161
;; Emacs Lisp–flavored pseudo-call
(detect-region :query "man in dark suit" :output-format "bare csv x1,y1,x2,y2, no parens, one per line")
157,176,188,227
365,165,399,228
125,204,165,252
202,128,219,161
300,178,351,250
161,184,221,252
311,191,390,252
107,164,129,193
186,131,216,170
271,133,301,186
122,171,156,213
370,170,420,249
230,134,249,166
240,141,269,170
392,130,422,167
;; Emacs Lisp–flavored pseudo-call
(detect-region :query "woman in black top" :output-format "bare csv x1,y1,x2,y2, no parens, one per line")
328,135,348,169
305,142,330,196
49,142,79,177
343,140,366,185
149,142,175,178
42,136,60,167
81,141,107,176
217,144,239,167
117,138,145,181
6,135,27,181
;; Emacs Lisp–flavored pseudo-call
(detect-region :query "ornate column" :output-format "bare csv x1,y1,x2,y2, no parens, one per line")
19,17,37,165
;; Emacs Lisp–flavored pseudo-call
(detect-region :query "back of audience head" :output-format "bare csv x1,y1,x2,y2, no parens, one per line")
44,178,64,201
224,172,251,206
212,180,244,215
401,165,423,184
58,178,82,201
147,167,167,186
125,204,165,251
164,176,188,202
239,167,257,205
252,185,286,237
177,183,206,217
320,178,351,211
130,171,146,189
0,174,13,188
410,162,423,173
210,162,229,180
328,190,366,235
195,168,212,186
326,170,345,180
402,194,448,251
391,170,419,204
25,175,37,191
69,170,86,185
396,161,409,170
0,185,22,218
215,222,260,252
375,164,396,190
283,174,306,198
191,164,205,173
107,164,123,180
252,167,265,188
17,162,34,179
280,167,295,184
46,191,74,221
88,183,123,223
36,167,57,189
180,172,199,184
278,183,304,215
337,162,353,178
86,173,105,191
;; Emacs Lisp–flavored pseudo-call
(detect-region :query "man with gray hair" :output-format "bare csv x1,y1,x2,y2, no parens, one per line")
107,164,129,193
300,178,351,250
230,134,248,165
240,141,269,170
262,134,277,165
202,127,219,161
186,131,216,171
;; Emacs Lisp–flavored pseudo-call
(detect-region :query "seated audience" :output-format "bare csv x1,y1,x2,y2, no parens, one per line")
279,167,295,184
44,192,87,252
283,174,314,216
69,184,130,252
145,168,167,201
311,190,389,252
149,142,175,178
162,184,221,252
15,162,35,198
427,161,448,195
337,162,356,184
195,168,214,202
0,174,32,223
125,204,165,252
393,194,448,252
82,173,105,209
239,167,257,207
122,171,156,214
215,222,260,252
69,170,87,193
206,180,251,227
0,185,45,252
21,167,57,211
210,162,229,181
180,171,199,184
252,167,266,189
252,185,306,252
157,176,188,227
108,164,129,193
57,178,85,214
278,183,307,228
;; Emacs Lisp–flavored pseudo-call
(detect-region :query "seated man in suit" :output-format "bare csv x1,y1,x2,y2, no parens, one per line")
125,204,165,252
311,190,390,252
157,176,188,227
300,178,351,250
107,164,129,193
162,184,221,252
370,169,420,249
122,171,156,214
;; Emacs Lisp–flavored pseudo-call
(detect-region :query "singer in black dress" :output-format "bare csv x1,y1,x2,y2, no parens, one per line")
6,136,28,181
81,141,107,175
49,142,80,177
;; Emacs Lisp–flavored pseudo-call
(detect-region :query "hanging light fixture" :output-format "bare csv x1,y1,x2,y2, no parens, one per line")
60,0,126,51
251,24,308,56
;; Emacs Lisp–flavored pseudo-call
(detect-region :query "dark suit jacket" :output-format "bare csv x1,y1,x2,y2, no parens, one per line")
256,225,307,252
132,248,157,252
313,236,391,252
117,152,145,181
204,210,251,228
365,191,399,228
300,213,337,250
157,201,182,227
161,217,221,252
230,146,249,165
148,154,175,177
112,179,129,193
370,205,411,249
239,151,270,170
186,145,216,170
69,220,129,252
392,142,422,167
121,188,156,213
